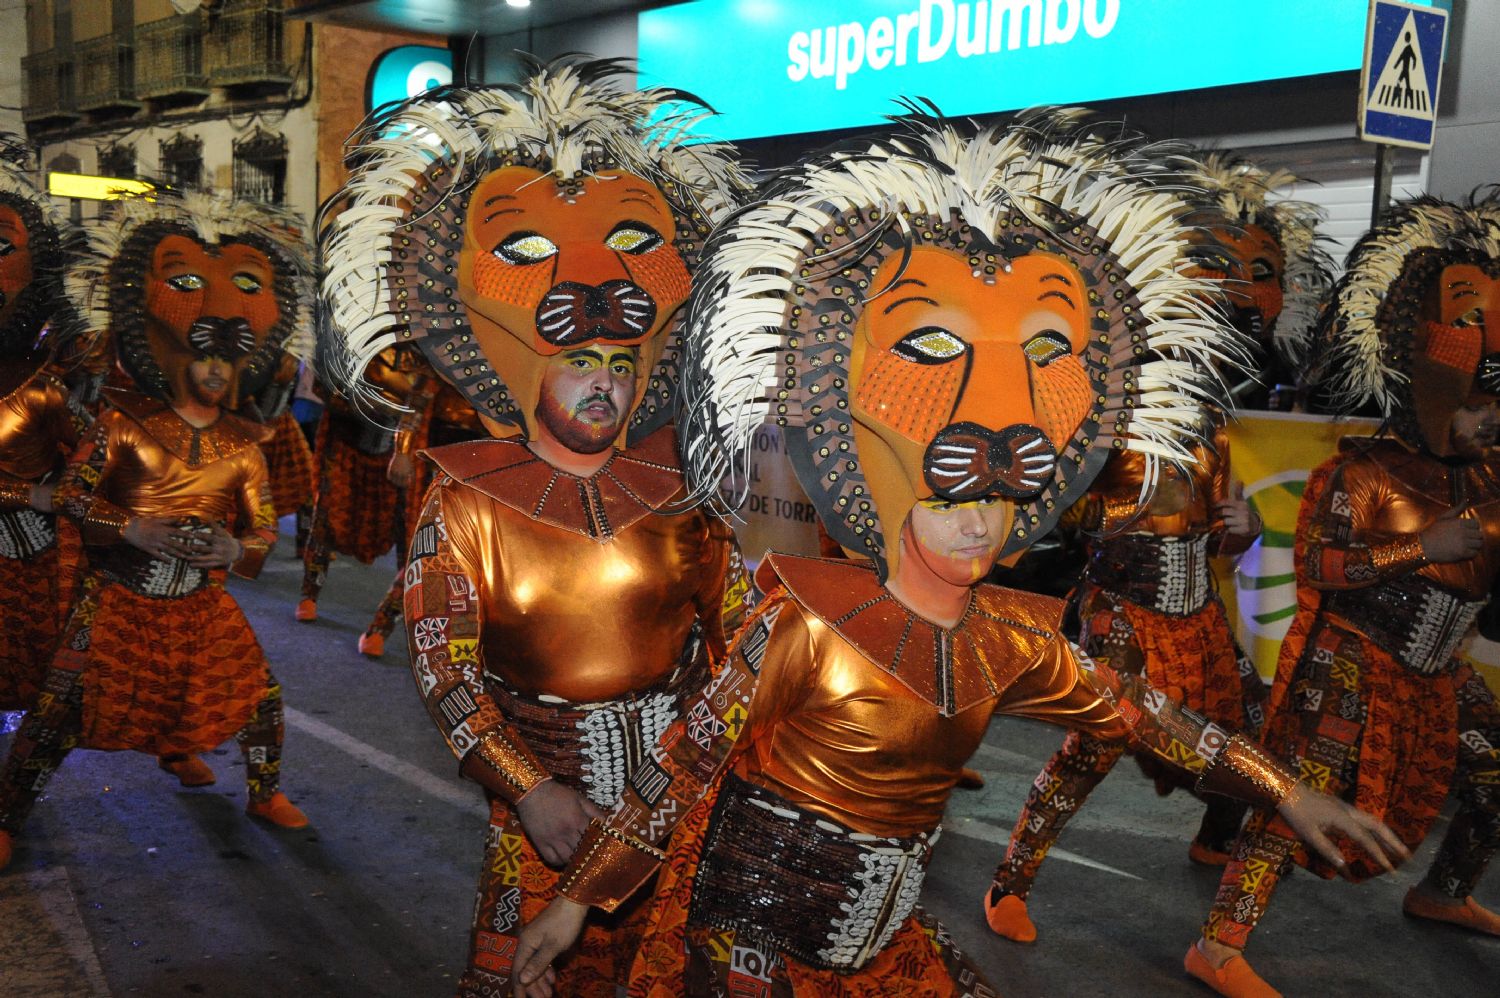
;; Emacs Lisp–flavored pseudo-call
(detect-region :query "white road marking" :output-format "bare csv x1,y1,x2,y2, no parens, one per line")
947,816,1143,881
283,707,488,820
0,866,113,997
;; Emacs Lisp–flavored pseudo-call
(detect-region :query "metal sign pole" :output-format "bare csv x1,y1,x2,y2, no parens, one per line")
1370,143,1397,228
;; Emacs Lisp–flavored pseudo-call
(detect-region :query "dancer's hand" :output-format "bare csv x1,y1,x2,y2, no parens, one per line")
1421,506,1482,563
515,780,605,867
1215,483,1260,537
176,524,243,568
29,483,54,513
513,898,587,997
388,452,414,489
124,516,187,559
1276,784,1410,878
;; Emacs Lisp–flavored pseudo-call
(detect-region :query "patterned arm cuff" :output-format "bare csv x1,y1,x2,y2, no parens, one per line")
1371,535,1427,576
80,502,131,544
0,478,32,510
1097,495,1141,533
556,819,666,912
465,727,550,803
232,534,271,579
1194,734,1300,809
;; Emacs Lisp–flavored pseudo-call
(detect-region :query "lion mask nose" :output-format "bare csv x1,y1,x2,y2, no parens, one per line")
534,279,657,346
923,421,1056,502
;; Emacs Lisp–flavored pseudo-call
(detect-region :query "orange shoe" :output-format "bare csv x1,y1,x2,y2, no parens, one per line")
357,631,384,658
984,886,1037,943
957,767,985,790
0,829,12,872
1402,886,1500,936
295,598,317,622
158,754,217,787
1188,840,1231,867
246,792,309,829
1184,941,1280,998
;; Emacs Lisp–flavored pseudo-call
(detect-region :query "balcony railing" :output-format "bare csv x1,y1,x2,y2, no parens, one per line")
204,0,294,90
75,34,142,114
136,14,210,101
21,48,80,125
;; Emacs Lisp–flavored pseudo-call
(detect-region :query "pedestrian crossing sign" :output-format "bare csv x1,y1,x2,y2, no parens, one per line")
1359,0,1449,149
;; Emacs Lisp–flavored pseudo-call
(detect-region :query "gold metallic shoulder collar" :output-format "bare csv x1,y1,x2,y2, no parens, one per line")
101,387,270,466
423,425,685,540
756,552,1065,717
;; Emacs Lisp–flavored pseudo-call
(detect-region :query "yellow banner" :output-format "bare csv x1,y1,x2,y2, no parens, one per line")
1218,412,1500,691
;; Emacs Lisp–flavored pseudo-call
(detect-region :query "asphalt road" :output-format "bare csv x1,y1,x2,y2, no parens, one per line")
1,529,1495,997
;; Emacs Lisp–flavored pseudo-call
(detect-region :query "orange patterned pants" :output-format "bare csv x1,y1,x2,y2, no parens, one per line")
458,793,650,998
993,586,1265,899
1202,615,1500,949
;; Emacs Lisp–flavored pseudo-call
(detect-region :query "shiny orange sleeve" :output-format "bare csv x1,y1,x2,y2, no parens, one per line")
695,518,753,664
1208,424,1257,558
401,475,550,802
230,448,277,579
53,413,132,544
558,593,814,910
999,637,1295,810
1300,454,1428,590
392,371,437,458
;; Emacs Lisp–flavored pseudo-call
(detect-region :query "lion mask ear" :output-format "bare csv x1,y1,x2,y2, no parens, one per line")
679,109,1250,582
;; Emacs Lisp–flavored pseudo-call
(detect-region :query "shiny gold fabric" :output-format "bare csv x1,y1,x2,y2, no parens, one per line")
0,364,78,494
1084,424,1237,541
436,479,729,702
54,391,276,577
1328,439,1500,600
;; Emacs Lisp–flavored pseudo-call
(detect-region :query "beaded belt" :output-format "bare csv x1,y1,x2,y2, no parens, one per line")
1085,532,1212,616
91,542,212,597
0,508,56,560
485,630,708,810
688,774,936,972
1324,576,1485,677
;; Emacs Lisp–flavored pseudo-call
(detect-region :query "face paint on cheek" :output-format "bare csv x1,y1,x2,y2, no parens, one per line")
855,350,966,442
145,281,204,334
470,254,554,310
619,245,691,313
1029,355,1092,446
1423,321,1483,373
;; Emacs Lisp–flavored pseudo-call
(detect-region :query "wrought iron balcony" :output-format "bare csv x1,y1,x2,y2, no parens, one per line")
21,48,81,127
204,0,295,91
75,33,143,115
136,14,210,103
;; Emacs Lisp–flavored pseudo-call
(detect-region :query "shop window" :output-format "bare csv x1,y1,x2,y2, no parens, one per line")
160,133,204,189
97,142,136,179
232,127,287,204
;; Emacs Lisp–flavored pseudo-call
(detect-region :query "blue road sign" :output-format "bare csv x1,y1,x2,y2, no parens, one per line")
1359,0,1448,149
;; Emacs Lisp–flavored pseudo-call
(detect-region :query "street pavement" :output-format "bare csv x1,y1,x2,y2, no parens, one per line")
1,526,1496,997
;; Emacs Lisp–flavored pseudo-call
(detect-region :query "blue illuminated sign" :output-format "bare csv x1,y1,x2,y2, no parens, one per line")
366,45,453,114
638,0,1433,141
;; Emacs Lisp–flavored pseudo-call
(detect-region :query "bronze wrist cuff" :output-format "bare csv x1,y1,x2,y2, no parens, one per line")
1194,734,1299,809
0,480,32,509
467,727,549,802
83,504,130,541
1373,535,1426,573
556,819,665,912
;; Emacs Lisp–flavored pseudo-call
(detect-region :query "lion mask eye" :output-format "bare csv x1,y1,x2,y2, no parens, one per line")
232,273,262,294
0,237,14,258
166,273,206,292
494,232,559,265
1454,307,1484,329
1023,331,1072,367
1250,258,1278,282
604,222,663,255
892,327,968,364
